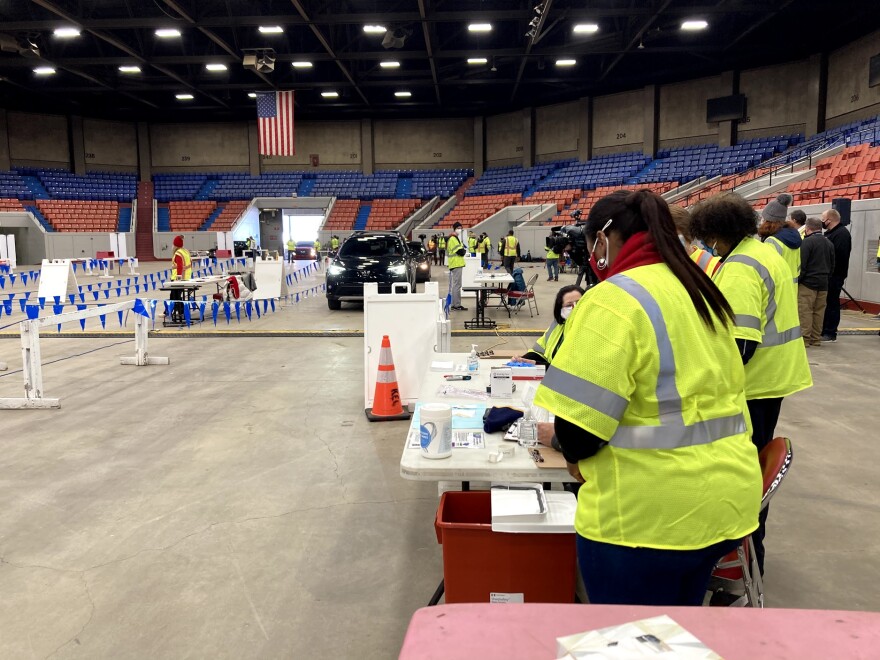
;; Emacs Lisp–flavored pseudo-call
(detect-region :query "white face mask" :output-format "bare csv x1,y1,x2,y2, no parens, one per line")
561,305,574,320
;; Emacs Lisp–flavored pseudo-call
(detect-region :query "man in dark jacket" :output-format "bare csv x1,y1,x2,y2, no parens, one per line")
798,217,835,347
820,209,852,342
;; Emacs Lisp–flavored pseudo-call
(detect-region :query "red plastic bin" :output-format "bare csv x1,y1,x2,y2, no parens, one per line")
434,490,576,604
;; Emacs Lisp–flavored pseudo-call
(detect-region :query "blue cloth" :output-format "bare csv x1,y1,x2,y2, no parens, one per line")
576,535,740,606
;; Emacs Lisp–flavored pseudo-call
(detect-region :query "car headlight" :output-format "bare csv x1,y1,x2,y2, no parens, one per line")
389,264,407,275
328,264,346,276
419,263,428,270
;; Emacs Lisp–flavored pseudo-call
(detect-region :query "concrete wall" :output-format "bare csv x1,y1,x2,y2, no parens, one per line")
738,61,809,139
150,122,250,172
83,119,138,171
658,76,722,149
0,213,46,264
593,90,644,155
826,29,880,128
374,118,472,169
260,120,362,170
486,111,523,166
0,111,10,171
536,101,579,162
7,112,70,168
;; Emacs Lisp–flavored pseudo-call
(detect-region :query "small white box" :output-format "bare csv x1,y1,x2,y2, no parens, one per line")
490,367,513,398
511,364,546,380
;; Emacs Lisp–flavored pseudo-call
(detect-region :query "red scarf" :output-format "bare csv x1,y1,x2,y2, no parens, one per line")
606,231,663,278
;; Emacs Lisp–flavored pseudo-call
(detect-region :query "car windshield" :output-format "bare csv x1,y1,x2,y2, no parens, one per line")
340,236,404,258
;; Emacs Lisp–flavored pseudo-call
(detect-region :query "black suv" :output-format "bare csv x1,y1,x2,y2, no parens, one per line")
326,231,418,309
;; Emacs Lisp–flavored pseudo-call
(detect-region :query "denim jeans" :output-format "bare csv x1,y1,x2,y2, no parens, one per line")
577,535,740,606
546,258,559,279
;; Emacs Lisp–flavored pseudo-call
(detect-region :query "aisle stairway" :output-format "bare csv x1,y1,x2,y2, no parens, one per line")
135,181,156,260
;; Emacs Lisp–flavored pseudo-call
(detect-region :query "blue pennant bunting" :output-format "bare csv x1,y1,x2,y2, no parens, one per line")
117,310,124,327
245,301,252,320
234,301,241,322
270,300,275,312
19,299,26,312
103,290,110,299
22,273,28,285
183,303,191,327
212,302,219,326
26,304,40,320
77,305,87,331
132,299,151,318
93,291,100,301
53,304,64,315
223,302,231,323
198,302,206,321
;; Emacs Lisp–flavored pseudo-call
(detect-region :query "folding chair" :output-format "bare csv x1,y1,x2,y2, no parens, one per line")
508,273,539,317
709,436,793,608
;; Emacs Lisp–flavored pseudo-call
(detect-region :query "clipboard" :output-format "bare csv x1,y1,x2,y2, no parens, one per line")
528,446,568,469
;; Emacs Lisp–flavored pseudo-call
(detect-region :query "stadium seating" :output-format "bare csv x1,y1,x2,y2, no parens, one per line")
35,200,123,232
166,201,217,232
323,199,361,231
0,198,23,211
467,161,573,196
210,201,251,232
17,168,136,201
537,152,651,191
547,182,677,225
437,194,521,229
752,144,880,206
364,199,422,230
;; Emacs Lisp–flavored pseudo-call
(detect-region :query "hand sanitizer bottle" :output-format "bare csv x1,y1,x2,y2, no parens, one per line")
467,344,479,373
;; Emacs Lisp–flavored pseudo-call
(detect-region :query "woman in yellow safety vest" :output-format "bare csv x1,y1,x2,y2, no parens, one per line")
690,192,812,576
759,193,801,283
669,204,721,277
534,189,762,606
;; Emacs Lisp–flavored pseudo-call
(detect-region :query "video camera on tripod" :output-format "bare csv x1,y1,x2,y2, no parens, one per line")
546,208,597,287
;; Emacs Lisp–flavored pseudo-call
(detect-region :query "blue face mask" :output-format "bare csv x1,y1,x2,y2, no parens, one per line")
701,241,719,257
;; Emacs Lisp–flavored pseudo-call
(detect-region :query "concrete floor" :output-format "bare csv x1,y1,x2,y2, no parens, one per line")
1,259,879,658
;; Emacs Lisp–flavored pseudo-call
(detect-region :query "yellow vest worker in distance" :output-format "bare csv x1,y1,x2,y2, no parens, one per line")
446,223,468,311
169,235,193,324
691,192,812,576
534,190,762,606
286,238,296,263
502,231,518,274
170,235,192,281
759,193,802,283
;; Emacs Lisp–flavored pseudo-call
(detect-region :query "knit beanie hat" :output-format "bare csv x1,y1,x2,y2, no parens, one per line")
762,193,793,222
173,235,184,248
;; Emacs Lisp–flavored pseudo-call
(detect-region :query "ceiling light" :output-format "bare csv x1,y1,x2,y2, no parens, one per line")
175,93,194,100
118,65,141,74
258,26,284,34
155,28,182,38
292,61,313,69
248,92,257,98
394,91,412,98
681,20,708,31
467,57,488,65
555,59,577,67
205,63,228,72
468,23,492,33
363,25,387,34
380,61,401,69
321,91,339,98
34,66,56,75
573,23,599,34
53,27,81,38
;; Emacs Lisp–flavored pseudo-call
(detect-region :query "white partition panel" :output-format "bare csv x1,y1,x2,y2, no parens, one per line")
461,255,481,299
36,259,79,300
364,281,441,410
253,258,284,300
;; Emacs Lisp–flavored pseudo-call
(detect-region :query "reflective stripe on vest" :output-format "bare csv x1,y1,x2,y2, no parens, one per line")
539,273,747,450
725,254,801,347
504,236,517,256
766,236,799,284
695,250,713,272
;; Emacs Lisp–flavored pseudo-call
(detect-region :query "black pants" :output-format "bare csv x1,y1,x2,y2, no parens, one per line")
502,256,516,274
438,249,445,265
746,396,783,575
821,275,845,339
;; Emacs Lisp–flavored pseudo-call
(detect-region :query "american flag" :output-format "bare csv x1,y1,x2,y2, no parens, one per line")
256,91,295,156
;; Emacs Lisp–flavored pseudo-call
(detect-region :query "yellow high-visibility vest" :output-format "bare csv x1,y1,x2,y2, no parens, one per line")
504,235,518,257
530,321,565,364
535,262,762,550
690,248,721,277
765,235,801,284
447,234,465,269
714,236,812,399
171,247,192,281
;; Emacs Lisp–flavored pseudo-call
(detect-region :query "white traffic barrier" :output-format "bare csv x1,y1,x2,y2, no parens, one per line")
0,300,169,410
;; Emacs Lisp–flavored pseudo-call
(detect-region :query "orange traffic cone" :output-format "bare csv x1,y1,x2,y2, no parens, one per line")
366,335,412,422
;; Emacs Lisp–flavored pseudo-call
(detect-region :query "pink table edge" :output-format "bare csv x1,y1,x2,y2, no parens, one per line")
399,603,880,660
